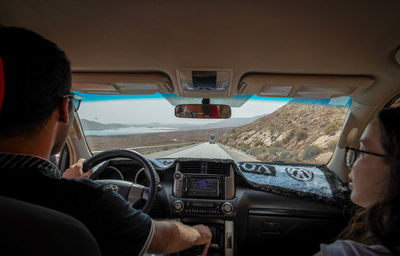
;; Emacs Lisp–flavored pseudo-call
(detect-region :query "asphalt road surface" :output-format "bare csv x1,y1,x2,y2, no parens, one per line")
146,142,258,162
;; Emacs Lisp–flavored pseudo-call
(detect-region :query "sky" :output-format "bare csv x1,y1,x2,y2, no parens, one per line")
77,94,291,125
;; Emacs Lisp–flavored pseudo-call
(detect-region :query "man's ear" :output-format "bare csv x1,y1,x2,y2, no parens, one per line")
58,97,70,124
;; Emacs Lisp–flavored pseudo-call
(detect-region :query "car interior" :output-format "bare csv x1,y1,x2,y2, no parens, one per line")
1,1,400,255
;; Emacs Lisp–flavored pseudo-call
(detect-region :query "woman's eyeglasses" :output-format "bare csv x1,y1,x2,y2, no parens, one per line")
345,146,398,168
61,93,83,112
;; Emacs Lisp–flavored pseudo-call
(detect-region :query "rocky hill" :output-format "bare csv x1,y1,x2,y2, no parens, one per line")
218,102,348,163
81,119,130,130
81,116,260,131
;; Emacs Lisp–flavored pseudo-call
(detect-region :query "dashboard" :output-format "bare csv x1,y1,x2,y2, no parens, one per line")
91,157,351,256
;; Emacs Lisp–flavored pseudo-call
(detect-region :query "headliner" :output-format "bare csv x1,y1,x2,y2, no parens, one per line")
1,0,400,104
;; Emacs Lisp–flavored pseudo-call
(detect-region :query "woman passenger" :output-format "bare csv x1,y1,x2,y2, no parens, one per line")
318,107,400,255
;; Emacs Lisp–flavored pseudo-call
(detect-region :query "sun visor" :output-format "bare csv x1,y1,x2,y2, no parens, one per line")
72,72,173,94
238,74,374,98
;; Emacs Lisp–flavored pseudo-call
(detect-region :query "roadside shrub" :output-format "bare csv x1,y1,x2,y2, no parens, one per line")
267,146,283,154
328,139,338,152
280,151,290,160
255,140,264,147
300,145,321,160
296,128,308,141
280,151,298,161
259,153,271,162
271,141,284,148
249,146,267,156
270,124,282,134
324,121,343,136
240,146,251,153
324,123,338,136
299,109,306,116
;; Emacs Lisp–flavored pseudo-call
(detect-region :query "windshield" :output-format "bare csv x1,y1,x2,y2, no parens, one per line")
77,93,351,164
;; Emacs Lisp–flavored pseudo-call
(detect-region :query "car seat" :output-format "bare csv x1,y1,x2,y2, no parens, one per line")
0,195,101,255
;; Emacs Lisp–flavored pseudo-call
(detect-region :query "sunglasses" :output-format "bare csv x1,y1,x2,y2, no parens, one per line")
61,93,83,112
345,146,398,168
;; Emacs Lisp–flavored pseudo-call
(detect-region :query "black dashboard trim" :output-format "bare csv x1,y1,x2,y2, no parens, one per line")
248,208,343,219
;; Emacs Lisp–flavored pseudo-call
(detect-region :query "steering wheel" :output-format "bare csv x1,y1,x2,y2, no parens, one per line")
82,149,158,213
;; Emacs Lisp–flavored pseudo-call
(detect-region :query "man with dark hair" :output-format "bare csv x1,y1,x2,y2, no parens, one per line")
0,26,211,256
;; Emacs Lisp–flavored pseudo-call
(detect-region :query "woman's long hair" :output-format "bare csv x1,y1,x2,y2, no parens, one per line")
338,107,400,252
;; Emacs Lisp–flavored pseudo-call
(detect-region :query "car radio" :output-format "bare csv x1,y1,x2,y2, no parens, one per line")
172,199,234,216
173,172,224,199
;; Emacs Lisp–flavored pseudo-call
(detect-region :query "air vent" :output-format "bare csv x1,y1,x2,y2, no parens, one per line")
207,162,230,176
179,161,202,173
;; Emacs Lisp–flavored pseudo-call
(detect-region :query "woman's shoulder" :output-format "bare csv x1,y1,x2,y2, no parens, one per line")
320,240,394,256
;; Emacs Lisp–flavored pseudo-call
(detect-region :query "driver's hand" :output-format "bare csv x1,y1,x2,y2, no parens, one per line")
62,158,93,179
193,224,212,256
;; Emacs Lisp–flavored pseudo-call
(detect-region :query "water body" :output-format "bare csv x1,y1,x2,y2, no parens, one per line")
84,127,178,136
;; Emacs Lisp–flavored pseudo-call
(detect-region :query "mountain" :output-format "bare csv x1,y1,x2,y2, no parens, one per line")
80,116,261,131
80,119,130,130
208,115,264,128
218,102,347,163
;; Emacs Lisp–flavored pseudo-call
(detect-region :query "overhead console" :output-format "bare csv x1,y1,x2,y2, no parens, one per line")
176,68,233,97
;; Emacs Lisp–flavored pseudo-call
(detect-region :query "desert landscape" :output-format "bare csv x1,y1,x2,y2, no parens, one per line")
86,128,231,155
218,102,347,163
84,101,348,164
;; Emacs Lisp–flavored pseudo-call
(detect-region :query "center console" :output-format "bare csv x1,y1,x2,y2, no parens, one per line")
170,160,235,256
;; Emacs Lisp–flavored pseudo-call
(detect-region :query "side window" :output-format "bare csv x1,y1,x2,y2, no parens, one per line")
389,96,400,108
58,144,70,173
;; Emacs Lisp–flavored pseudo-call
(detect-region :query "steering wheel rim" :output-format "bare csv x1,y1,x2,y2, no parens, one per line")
82,149,157,213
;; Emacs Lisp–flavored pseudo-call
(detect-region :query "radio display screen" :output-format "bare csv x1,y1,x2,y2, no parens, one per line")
186,177,219,197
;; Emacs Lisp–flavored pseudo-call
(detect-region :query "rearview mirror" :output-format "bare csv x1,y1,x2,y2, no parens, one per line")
175,104,231,119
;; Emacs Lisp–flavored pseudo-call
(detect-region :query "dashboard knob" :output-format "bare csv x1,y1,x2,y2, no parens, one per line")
174,172,183,180
222,202,233,214
173,200,184,212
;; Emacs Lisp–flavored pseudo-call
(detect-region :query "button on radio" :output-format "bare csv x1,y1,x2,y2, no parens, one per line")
173,200,184,212
222,202,233,214
172,200,234,215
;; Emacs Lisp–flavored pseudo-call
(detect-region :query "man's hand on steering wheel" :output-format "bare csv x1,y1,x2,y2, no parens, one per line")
62,158,93,179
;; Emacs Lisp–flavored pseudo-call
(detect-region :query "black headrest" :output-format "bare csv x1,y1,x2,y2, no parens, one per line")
0,196,101,255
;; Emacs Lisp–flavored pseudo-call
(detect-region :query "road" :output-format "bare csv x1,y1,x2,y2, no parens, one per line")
146,142,258,162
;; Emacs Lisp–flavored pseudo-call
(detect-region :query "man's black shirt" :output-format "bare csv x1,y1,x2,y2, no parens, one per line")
0,153,154,256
